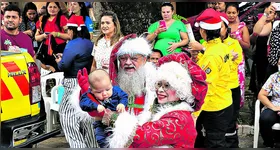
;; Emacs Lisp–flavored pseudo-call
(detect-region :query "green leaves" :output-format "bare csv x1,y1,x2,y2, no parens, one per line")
173,14,188,24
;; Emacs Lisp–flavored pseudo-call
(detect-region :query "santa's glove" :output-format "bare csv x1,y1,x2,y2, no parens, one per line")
102,109,119,127
77,68,90,94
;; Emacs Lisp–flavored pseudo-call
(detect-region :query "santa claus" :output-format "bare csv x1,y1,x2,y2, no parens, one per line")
70,34,157,118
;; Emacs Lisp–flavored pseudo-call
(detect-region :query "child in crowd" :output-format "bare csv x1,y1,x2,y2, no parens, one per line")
80,69,128,148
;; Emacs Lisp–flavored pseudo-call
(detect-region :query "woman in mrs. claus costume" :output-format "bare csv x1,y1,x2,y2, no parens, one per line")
102,53,208,148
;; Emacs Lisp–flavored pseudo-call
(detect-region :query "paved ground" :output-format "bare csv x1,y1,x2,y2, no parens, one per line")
34,129,263,148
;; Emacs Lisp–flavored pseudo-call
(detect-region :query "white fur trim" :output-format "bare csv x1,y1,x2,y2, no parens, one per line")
220,16,229,25
116,37,151,57
143,62,157,113
67,23,78,27
68,85,93,122
137,110,152,126
108,112,138,148
194,22,199,28
199,21,222,30
67,23,86,27
155,62,194,104
138,102,194,135
151,102,194,121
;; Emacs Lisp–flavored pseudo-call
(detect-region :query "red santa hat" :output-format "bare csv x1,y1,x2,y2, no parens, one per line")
219,12,229,25
194,8,222,30
109,34,152,85
67,15,85,31
157,53,208,111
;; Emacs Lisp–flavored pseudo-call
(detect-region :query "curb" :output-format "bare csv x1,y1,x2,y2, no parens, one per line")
238,125,254,135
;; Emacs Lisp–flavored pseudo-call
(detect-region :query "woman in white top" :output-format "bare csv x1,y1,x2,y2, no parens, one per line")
91,11,123,72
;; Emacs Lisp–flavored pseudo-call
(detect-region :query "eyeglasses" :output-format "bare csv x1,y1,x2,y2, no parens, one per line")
155,81,172,91
119,55,142,62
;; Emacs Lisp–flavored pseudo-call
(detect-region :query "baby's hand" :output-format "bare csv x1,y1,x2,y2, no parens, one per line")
97,105,105,113
116,104,125,113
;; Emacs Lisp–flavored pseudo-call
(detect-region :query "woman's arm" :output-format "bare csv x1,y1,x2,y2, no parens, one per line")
146,26,166,42
23,29,33,37
50,26,71,40
258,89,278,111
239,26,251,50
90,58,97,72
167,32,189,52
253,17,272,37
35,29,48,42
258,74,280,111
254,5,276,37
146,31,158,42
41,63,56,72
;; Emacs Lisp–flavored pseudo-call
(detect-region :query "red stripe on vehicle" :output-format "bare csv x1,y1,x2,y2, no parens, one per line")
2,62,29,96
1,80,13,101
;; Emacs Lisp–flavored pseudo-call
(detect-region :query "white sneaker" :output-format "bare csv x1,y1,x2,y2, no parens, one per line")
272,123,280,130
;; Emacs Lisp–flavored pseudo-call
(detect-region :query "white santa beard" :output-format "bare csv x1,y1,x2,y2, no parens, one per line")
117,66,146,96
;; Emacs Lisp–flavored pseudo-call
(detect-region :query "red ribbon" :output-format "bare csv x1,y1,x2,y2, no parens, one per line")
47,34,53,56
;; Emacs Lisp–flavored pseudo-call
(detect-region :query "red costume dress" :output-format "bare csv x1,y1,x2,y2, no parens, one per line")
108,100,197,148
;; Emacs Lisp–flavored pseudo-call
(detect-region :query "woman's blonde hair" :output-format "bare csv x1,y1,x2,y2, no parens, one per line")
95,11,123,46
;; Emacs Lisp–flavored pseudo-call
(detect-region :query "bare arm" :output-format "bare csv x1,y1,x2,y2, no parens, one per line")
90,58,96,72
146,32,157,42
146,27,166,42
239,26,251,50
50,26,71,40
258,89,280,111
35,29,47,42
177,32,189,47
253,5,275,37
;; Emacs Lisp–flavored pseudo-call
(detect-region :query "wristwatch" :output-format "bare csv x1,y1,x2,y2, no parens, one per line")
263,13,269,17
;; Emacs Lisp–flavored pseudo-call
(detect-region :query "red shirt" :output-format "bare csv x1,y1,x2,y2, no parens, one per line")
36,15,68,45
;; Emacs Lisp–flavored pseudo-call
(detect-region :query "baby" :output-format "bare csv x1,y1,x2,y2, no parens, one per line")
80,69,128,148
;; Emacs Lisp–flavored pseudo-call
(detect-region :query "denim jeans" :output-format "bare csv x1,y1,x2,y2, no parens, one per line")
93,121,109,148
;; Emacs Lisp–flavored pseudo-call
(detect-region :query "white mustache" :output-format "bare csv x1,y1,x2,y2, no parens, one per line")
124,65,136,69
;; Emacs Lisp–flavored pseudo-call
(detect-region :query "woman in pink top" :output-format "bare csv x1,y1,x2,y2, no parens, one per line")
226,2,250,108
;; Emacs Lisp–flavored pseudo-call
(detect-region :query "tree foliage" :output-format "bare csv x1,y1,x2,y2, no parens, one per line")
100,2,162,35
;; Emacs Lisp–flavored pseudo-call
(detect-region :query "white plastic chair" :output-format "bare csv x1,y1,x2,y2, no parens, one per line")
40,72,64,132
45,85,64,132
253,99,280,148
40,68,51,77
41,72,64,97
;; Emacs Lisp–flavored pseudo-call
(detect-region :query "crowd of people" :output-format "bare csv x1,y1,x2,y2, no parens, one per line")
1,1,280,148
